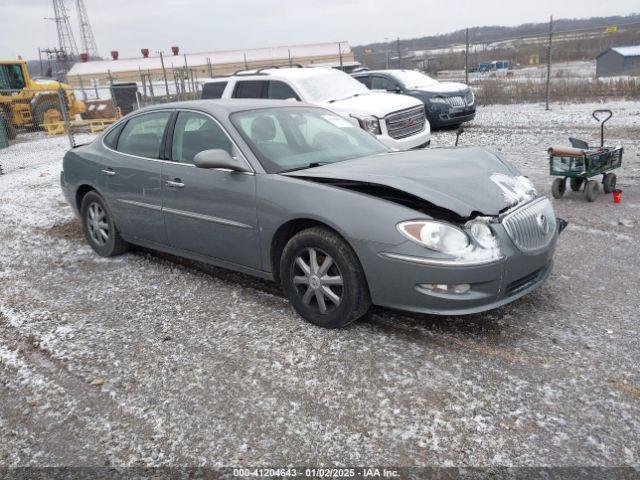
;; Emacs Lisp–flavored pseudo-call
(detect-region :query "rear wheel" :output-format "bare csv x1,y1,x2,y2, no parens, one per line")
603,173,617,194
551,178,566,199
585,180,599,202
80,191,128,257
570,177,584,192
280,227,371,328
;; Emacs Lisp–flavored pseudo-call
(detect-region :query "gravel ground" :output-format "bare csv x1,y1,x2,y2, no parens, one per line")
0,101,639,469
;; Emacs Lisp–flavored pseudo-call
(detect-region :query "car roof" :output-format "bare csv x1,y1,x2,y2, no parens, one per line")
355,69,416,76
202,66,339,83
133,98,317,115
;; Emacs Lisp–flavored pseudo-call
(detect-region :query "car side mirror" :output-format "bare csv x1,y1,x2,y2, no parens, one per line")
387,85,401,93
193,149,250,172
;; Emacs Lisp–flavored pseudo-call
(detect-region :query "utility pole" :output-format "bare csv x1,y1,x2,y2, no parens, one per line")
338,42,344,71
545,15,553,111
397,37,402,69
384,37,390,69
465,28,469,84
158,51,170,101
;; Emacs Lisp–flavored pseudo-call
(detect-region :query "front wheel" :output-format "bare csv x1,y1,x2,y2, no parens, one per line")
280,227,371,328
80,191,129,257
551,178,566,199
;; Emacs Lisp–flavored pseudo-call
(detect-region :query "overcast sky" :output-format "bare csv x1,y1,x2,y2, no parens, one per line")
1,0,638,59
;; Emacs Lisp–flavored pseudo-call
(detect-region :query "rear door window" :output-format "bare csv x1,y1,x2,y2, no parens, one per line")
171,111,234,164
267,81,300,100
201,81,228,99
116,111,172,159
233,80,268,99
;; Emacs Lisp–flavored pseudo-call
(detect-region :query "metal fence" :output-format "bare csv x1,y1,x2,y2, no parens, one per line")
357,19,640,106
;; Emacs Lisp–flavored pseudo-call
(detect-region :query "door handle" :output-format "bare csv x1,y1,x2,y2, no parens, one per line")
101,169,116,176
165,179,185,188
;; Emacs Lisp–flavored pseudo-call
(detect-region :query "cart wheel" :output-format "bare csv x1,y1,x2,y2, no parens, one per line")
603,173,617,194
570,178,584,192
551,178,566,199
585,180,599,202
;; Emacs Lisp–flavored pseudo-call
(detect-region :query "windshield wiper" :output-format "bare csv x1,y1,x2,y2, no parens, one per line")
280,162,331,173
328,93,361,104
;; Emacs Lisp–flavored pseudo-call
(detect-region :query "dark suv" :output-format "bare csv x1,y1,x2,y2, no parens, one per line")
353,69,475,128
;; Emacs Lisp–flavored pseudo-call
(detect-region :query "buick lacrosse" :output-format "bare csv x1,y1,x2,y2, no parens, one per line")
61,100,563,328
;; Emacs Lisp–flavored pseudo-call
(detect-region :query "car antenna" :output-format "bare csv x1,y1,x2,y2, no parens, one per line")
455,126,464,147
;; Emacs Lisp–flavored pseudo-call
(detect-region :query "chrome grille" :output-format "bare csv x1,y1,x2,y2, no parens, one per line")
502,197,556,253
385,106,426,139
445,96,465,108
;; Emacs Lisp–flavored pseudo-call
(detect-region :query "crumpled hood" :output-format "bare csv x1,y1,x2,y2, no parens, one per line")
319,92,423,118
284,147,537,218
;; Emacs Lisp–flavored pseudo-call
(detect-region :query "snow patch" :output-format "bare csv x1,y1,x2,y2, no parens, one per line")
490,173,537,206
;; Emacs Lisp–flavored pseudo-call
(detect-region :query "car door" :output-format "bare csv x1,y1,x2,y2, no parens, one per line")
161,110,261,269
104,110,172,245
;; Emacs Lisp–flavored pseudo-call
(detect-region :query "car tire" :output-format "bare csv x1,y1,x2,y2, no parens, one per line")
570,177,584,192
280,227,371,328
551,178,566,199
585,180,599,202
34,100,63,127
603,173,616,194
80,191,129,257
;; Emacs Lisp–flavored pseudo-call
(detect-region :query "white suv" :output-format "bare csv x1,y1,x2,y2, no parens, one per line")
201,67,431,150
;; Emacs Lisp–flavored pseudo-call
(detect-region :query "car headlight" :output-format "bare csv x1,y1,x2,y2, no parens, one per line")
468,221,496,248
353,115,381,135
429,97,447,104
397,220,470,254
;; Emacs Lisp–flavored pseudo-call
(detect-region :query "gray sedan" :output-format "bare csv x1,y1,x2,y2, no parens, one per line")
61,99,563,328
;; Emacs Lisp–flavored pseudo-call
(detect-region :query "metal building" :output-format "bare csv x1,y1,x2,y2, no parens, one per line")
596,46,640,77
66,41,357,88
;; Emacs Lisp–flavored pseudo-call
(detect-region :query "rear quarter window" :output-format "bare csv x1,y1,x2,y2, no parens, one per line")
201,81,228,99
103,122,124,149
233,80,267,99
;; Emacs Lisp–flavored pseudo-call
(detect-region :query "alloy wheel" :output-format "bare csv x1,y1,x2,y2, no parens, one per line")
87,202,109,246
292,247,343,314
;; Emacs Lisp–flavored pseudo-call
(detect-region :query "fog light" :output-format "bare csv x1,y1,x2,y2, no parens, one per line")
419,283,471,294
453,284,471,294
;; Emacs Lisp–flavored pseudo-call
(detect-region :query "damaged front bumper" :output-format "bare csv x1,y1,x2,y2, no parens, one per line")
362,217,567,316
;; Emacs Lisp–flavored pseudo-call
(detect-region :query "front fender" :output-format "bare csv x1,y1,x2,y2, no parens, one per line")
256,174,426,274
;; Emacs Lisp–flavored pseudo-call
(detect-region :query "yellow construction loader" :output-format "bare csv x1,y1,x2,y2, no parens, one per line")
0,59,86,139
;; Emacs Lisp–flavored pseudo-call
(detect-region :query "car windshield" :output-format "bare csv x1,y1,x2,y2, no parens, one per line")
231,106,388,174
294,69,370,103
392,70,439,89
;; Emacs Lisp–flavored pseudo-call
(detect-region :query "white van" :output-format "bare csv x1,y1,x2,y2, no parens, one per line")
201,67,431,150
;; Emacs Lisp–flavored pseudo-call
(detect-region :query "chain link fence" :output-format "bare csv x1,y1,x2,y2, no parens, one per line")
0,65,208,175
357,20,640,106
